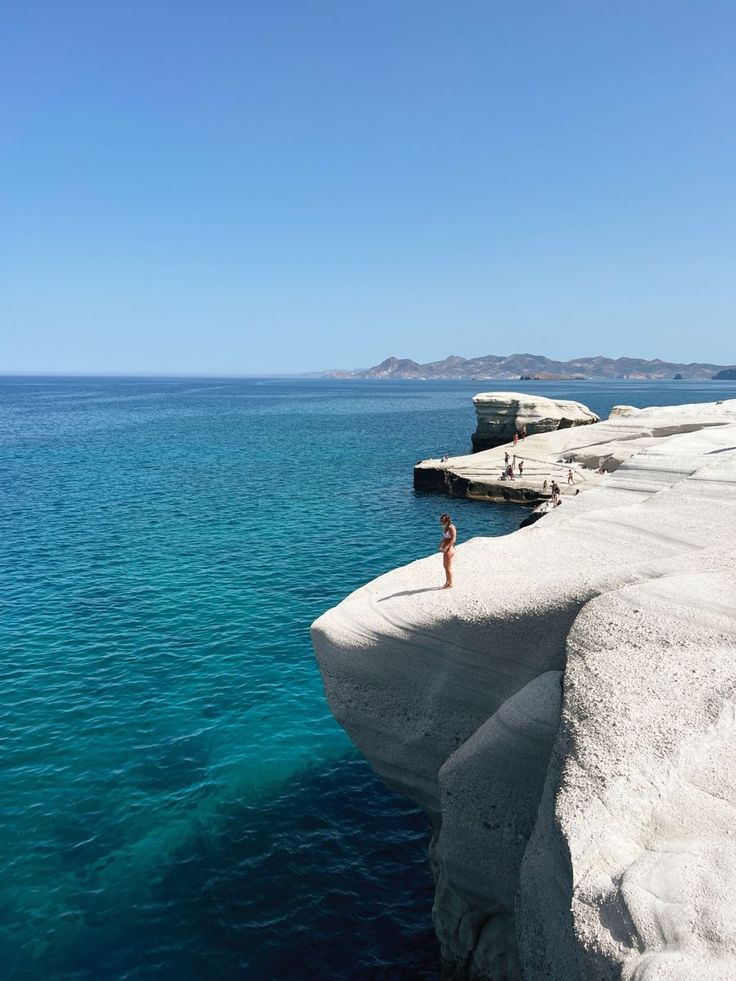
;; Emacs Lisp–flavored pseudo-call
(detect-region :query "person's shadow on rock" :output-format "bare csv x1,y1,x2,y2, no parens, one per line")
377,587,444,602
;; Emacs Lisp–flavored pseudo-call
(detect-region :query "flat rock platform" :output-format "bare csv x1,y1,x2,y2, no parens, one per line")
414,400,736,504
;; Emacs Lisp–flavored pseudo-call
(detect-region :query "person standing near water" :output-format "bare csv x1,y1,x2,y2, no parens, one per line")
438,513,456,589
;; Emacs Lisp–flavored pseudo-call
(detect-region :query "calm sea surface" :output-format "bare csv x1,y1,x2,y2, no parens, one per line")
2,376,734,980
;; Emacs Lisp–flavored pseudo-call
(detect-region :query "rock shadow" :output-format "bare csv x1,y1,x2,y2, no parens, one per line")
378,587,445,601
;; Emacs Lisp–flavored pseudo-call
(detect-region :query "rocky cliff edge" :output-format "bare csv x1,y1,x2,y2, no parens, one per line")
311,400,736,980
471,392,599,451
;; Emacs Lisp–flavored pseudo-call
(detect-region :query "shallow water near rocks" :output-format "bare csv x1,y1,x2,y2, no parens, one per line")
2,376,734,979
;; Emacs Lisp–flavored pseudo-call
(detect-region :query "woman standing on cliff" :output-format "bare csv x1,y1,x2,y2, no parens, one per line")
438,513,456,589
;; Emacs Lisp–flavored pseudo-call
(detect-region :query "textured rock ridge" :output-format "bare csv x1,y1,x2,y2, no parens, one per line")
471,392,599,451
312,399,736,980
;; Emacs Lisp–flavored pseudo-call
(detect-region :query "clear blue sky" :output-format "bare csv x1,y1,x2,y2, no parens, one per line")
2,1,734,374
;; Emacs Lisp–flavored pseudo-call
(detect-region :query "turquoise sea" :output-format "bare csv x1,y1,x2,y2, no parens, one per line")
2,376,735,980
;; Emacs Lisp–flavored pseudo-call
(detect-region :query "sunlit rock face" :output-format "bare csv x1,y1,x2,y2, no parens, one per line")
312,400,736,980
609,403,640,417
471,392,599,451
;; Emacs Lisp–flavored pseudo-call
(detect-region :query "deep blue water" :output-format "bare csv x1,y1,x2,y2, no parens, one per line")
2,376,734,980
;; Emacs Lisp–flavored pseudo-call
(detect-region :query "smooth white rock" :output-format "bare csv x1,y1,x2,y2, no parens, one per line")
418,398,736,500
472,391,599,449
312,399,736,980
610,404,641,417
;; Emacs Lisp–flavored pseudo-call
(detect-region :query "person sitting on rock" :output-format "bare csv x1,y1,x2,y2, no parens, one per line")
506,465,514,480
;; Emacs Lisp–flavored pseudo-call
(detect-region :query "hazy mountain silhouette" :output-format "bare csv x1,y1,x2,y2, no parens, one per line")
324,353,728,381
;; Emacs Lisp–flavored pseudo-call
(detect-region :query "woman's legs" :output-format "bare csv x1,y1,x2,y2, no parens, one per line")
443,548,454,587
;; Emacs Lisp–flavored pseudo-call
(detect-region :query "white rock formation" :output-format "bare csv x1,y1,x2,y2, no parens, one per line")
472,392,599,450
609,404,641,417
312,399,736,980
417,398,736,502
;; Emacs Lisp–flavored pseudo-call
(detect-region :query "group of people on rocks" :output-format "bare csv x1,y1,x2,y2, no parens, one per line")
452,419,593,497
542,478,562,504
499,445,581,494
544,477,582,504
500,451,524,481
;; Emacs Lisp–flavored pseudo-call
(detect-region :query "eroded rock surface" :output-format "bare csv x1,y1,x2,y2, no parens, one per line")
471,392,599,451
312,399,736,980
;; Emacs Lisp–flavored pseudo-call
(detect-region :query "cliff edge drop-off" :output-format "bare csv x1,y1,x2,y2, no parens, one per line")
312,399,736,980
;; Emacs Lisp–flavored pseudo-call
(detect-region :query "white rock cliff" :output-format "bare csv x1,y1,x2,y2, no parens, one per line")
416,399,736,503
471,392,599,451
312,400,736,980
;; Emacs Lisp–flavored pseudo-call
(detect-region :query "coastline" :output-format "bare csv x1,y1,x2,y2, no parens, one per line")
312,398,736,980
414,399,735,506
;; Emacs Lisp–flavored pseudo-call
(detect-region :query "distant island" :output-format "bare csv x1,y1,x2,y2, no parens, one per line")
323,353,734,381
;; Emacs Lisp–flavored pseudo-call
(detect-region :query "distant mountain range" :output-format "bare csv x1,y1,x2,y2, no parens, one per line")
323,353,734,381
